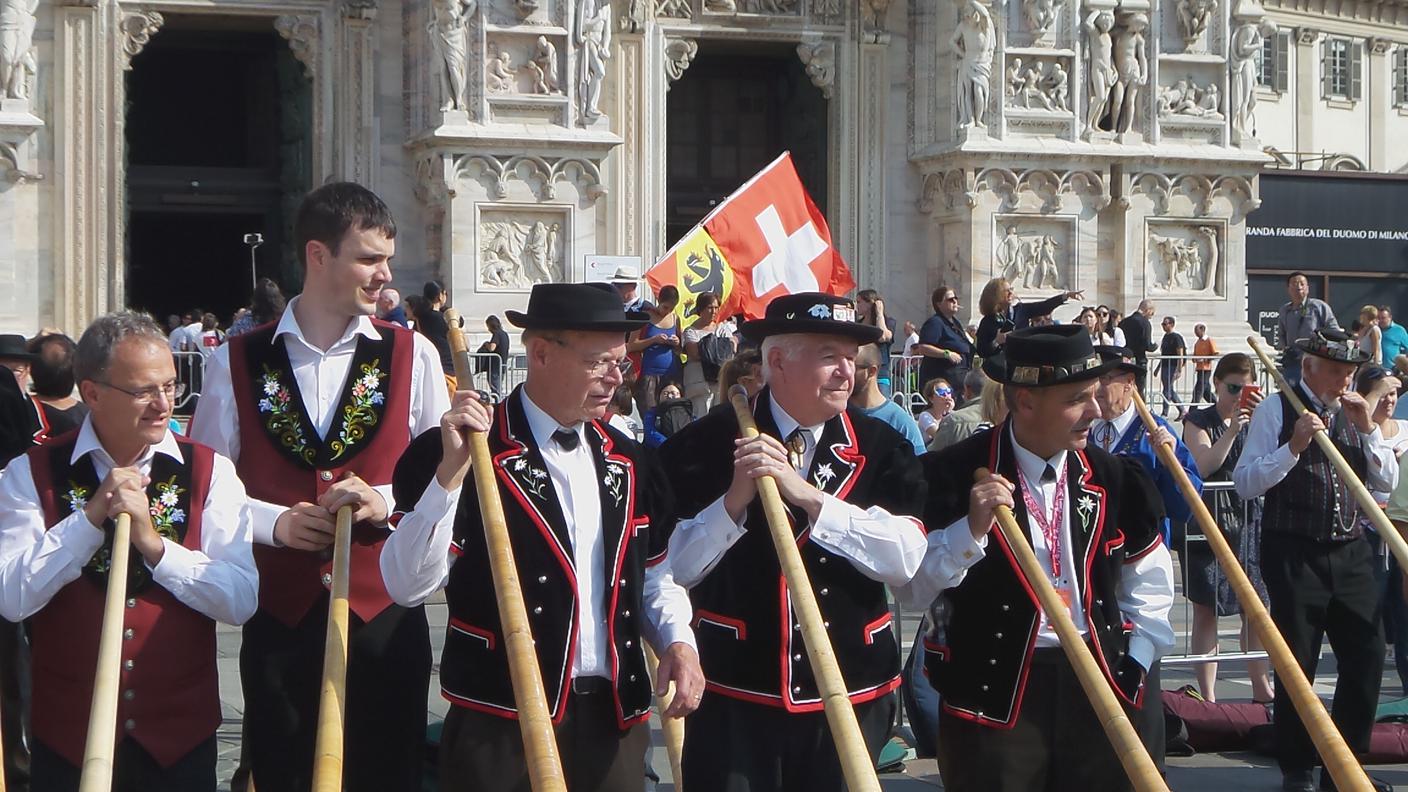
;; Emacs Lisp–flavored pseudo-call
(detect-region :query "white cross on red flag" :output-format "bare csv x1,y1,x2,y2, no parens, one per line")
646,152,856,323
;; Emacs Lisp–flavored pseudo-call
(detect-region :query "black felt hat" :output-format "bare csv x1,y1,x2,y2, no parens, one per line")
982,325,1113,387
1094,345,1147,376
505,283,648,333
1295,328,1370,365
0,335,35,363
738,292,883,344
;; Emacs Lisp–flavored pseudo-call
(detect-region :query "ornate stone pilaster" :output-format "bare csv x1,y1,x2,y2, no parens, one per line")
338,5,378,186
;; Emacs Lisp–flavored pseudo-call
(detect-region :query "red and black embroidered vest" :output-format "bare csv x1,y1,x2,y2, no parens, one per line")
25,430,221,768
226,320,413,627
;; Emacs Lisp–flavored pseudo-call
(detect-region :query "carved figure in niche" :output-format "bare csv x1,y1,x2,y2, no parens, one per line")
516,0,541,15
1151,227,1219,292
1176,0,1217,46
705,0,737,9
997,226,1024,279
1034,235,1062,288
621,0,650,31
951,0,996,129
741,0,799,12
523,221,555,283
486,51,518,93
1108,12,1148,133
1197,226,1219,292
481,220,564,289
1019,65,1053,109
1230,20,1274,137
1005,58,1022,97
660,0,697,15
0,0,39,101
1024,0,1062,35
528,36,560,94
1045,62,1069,110
1197,82,1222,117
548,223,561,270
429,0,475,112
578,0,612,122
1084,11,1117,133
1157,79,1196,114
482,225,525,288
862,0,893,34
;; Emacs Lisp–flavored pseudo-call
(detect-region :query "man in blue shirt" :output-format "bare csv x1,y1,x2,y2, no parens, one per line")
1380,305,1408,370
851,344,926,455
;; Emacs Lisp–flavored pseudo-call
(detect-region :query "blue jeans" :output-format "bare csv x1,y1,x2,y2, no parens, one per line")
901,623,940,758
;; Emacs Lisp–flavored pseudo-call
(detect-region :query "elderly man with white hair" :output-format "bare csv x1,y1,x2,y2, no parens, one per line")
659,291,927,792
375,286,408,327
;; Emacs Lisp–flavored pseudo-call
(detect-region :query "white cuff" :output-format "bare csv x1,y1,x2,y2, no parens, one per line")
698,496,748,544
406,477,460,527
250,497,286,547
944,517,988,567
654,624,698,653
1127,634,1156,672
149,537,195,582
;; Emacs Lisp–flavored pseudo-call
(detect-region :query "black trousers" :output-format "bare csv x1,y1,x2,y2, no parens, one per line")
241,600,431,792
31,736,216,792
1261,534,1384,775
936,649,1133,792
0,618,30,791
681,690,895,792
438,677,648,792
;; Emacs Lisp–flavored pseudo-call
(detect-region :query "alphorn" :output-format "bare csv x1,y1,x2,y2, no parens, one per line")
445,310,568,792
727,385,882,792
310,505,354,792
1247,337,1408,579
645,645,685,790
974,467,1170,792
77,513,133,792
1130,391,1374,791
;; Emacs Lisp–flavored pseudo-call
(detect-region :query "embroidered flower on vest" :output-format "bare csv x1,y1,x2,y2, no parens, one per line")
604,464,625,506
330,360,387,461
814,462,837,488
257,365,315,465
64,482,91,514
149,476,188,541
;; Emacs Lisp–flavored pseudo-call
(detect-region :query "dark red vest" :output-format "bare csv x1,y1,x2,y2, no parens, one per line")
26,431,221,768
226,320,413,627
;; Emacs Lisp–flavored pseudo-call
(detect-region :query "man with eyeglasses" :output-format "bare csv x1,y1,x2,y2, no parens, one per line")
0,311,257,791
190,182,450,792
382,282,702,792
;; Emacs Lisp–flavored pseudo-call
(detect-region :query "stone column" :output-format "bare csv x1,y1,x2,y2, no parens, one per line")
1367,37,1392,171
857,28,889,292
1293,27,1320,155
339,2,379,186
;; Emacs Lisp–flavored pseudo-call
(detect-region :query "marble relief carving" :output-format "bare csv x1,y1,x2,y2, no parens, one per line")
430,0,476,111
1157,77,1222,118
953,0,996,129
1230,19,1275,139
0,0,38,101
1175,0,1217,46
1024,0,1063,35
528,36,561,94
1147,224,1221,295
479,211,566,290
577,0,611,122
1006,58,1069,111
993,220,1073,290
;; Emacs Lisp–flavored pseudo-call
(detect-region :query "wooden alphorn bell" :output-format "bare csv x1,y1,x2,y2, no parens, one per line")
310,505,354,792
1130,391,1373,791
76,513,132,792
973,467,1170,792
645,645,686,790
445,310,568,792
727,385,882,792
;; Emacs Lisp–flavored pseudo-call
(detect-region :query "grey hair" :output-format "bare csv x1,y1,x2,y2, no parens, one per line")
760,335,809,383
74,311,169,384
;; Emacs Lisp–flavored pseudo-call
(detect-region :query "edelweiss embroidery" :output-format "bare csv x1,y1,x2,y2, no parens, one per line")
63,482,90,514
257,365,314,465
512,457,551,500
1076,494,1096,529
814,462,837,488
149,476,188,542
330,360,387,461
603,465,625,506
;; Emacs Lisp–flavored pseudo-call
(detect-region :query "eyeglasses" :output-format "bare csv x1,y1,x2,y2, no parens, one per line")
98,380,178,405
1224,382,1244,395
586,357,632,378
1096,311,1109,316
944,297,960,303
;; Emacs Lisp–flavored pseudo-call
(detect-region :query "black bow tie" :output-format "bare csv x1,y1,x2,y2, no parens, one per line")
551,429,580,451
1041,464,1057,484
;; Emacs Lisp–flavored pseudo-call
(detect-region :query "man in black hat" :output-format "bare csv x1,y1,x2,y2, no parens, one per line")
0,334,44,444
382,281,703,792
897,325,1175,791
658,291,927,791
1234,328,1399,792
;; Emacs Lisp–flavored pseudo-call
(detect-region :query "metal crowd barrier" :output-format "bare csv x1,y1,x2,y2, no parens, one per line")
1143,354,1278,420
172,350,205,414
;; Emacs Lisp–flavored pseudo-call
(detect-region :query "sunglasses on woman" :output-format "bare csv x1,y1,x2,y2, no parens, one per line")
934,387,953,398
1224,382,1244,394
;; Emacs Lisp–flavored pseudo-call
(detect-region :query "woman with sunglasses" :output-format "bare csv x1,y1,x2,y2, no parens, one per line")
914,286,974,388
915,377,956,443
1096,304,1126,347
1181,353,1272,703
974,277,1083,359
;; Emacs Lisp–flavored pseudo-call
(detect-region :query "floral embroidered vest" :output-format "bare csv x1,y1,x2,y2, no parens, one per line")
25,430,221,768
226,320,414,627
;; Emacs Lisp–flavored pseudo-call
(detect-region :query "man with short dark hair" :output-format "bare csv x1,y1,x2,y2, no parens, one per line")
1379,305,1408,369
1157,316,1187,421
191,182,450,792
1276,272,1339,388
850,343,926,454
28,333,88,436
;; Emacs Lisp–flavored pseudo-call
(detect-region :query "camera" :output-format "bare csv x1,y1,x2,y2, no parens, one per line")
243,233,264,245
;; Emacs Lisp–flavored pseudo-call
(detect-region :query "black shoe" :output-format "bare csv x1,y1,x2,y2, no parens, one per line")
1283,770,1315,792
1319,768,1393,792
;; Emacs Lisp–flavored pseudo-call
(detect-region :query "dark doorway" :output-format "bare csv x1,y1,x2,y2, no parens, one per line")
125,17,312,323
665,43,830,248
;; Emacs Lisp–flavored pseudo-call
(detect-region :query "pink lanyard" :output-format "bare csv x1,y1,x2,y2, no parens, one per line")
1017,463,1067,579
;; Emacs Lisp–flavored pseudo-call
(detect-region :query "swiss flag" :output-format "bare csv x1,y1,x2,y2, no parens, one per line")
647,152,855,323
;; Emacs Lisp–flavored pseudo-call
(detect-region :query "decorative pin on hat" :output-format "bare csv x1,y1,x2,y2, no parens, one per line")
738,292,882,344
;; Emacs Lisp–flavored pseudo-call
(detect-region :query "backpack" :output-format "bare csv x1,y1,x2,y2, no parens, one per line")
655,398,694,438
697,332,736,382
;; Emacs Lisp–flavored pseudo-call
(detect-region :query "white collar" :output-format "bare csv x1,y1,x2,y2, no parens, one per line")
1297,382,1328,414
768,394,825,446
1098,403,1137,439
1008,424,1067,485
272,296,381,351
520,390,586,451
70,415,183,468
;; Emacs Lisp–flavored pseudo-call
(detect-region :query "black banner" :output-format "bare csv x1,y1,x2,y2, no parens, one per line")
1247,173,1408,273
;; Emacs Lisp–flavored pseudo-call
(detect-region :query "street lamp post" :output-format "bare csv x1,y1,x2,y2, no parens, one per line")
243,232,265,294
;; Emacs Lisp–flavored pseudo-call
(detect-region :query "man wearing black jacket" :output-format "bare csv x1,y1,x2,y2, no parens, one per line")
1117,300,1159,370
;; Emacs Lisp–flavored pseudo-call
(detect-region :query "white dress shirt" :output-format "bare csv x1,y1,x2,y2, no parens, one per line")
1089,404,1138,453
0,419,259,625
667,398,927,589
895,426,1176,670
190,298,449,546
380,390,697,677
1233,384,1399,500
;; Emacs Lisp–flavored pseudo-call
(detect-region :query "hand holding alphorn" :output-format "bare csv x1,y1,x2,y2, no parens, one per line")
1129,391,1373,791
77,513,132,792
973,468,1169,792
446,310,568,792
310,506,354,792
727,386,882,792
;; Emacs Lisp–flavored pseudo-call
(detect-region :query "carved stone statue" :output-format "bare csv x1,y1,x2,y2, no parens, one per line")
1019,65,1053,109
1023,0,1062,35
620,0,650,32
1034,235,1061,289
528,35,560,94
1084,10,1116,133
486,51,518,93
1005,57,1022,98
1158,78,1223,118
997,226,1024,279
1176,0,1217,46
481,219,563,289
741,0,799,11
0,0,40,101
952,0,996,129
429,0,475,112
1108,12,1148,134
1044,61,1069,111
1150,227,1219,292
577,0,612,122
1230,20,1274,138
1197,226,1219,292
1197,82,1222,117
862,0,893,36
